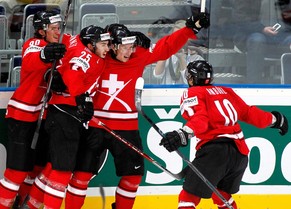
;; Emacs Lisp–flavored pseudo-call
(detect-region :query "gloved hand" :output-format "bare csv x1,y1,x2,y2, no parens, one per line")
159,129,188,152
130,31,151,49
75,93,94,123
270,111,288,135
186,12,210,34
40,43,66,63
44,68,67,93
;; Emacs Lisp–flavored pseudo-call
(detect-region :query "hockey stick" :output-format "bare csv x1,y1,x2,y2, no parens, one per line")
134,77,234,209
100,186,105,209
90,177,105,209
200,0,206,13
90,117,185,180
31,0,73,149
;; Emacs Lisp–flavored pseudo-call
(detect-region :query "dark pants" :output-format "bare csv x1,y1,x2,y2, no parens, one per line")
183,138,248,198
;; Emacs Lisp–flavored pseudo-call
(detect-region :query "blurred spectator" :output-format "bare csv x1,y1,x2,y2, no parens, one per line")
148,16,174,43
207,0,235,48
233,0,291,83
153,20,204,84
1,0,66,39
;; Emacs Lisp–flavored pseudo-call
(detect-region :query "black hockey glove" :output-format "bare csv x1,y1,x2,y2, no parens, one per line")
270,111,288,136
130,31,151,49
186,12,210,34
75,93,94,123
159,129,188,152
40,43,66,63
44,68,67,93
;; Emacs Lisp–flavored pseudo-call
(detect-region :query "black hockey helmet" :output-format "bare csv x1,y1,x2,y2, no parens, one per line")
33,10,62,31
79,25,111,47
105,23,136,45
185,60,214,86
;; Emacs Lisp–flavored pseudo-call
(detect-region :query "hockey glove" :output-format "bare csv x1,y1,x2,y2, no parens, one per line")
40,43,66,63
130,31,151,49
186,12,210,34
44,68,67,93
159,129,188,152
75,93,94,123
270,111,288,136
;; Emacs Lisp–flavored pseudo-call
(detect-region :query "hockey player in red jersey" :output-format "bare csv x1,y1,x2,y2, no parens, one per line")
159,60,289,209
25,25,111,209
65,12,209,209
0,11,66,209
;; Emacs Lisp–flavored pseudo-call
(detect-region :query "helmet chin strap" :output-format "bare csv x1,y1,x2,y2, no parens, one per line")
39,29,47,42
110,45,120,61
187,78,194,87
92,42,97,53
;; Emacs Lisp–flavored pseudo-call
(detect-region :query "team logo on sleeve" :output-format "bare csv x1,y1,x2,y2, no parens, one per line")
69,57,90,72
180,96,198,116
23,46,42,57
182,96,198,107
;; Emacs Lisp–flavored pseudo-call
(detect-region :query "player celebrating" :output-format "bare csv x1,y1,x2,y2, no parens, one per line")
67,12,209,209
0,10,66,209
159,60,288,209
24,25,111,209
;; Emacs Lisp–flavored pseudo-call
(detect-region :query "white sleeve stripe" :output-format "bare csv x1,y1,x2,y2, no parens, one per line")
217,131,244,140
8,99,43,112
94,110,138,119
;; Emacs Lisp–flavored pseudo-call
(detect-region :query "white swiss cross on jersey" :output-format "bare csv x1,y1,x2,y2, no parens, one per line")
102,74,124,95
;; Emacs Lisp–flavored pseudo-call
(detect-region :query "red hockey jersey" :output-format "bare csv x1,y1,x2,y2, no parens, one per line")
6,35,71,122
49,34,105,106
90,27,196,130
180,85,273,155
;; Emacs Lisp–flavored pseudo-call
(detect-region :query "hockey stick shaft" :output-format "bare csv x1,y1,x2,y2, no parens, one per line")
100,186,105,209
200,0,206,13
31,0,73,149
135,78,234,209
90,117,184,180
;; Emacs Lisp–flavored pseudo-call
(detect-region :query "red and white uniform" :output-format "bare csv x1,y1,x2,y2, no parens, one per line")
91,27,196,130
6,38,52,122
6,35,70,122
49,34,105,105
180,85,273,155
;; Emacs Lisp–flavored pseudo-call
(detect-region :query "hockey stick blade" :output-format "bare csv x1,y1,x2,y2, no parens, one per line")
90,117,185,180
135,77,144,113
134,77,234,209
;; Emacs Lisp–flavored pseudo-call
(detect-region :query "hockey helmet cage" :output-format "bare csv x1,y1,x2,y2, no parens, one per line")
106,23,136,45
185,60,214,86
80,25,111,46
33,10,62,31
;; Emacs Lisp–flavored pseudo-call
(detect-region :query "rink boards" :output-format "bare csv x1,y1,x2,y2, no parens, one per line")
1,86,291,209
